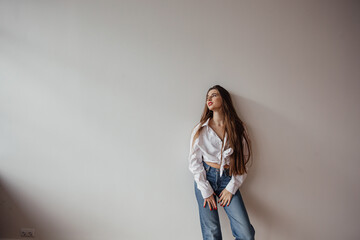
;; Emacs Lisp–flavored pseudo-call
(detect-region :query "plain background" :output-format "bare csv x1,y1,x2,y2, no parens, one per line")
1,0,360,239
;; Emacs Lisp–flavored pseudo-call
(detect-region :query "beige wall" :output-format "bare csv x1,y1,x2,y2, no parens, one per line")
1,0,359,239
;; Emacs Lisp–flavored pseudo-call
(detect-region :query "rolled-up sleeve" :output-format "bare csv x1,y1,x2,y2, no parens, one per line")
188,125,214,199
225,170,248,194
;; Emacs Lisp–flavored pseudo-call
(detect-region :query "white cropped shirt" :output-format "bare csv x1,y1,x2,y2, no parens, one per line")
188,117,250,199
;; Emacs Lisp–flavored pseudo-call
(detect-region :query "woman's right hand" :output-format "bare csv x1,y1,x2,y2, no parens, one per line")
203,192,218,210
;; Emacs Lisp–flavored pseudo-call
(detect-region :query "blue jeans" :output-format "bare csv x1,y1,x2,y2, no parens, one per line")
194,161,255,240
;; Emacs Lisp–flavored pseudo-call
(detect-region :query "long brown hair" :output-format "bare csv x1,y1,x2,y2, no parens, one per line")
191,85,252,175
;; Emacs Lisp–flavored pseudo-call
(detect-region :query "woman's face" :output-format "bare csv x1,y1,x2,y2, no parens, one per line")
206,89,222,111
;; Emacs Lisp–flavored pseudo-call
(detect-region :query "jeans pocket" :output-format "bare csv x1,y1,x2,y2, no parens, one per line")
222,172,231,182
203,161,211,172
225,175,231,183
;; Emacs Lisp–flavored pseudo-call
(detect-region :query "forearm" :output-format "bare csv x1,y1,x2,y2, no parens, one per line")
225,173,248,194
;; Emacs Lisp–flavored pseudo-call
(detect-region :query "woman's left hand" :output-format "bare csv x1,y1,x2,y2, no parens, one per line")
218,189,233,207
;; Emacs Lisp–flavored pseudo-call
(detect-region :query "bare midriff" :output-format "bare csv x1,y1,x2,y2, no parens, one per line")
204,161,230,169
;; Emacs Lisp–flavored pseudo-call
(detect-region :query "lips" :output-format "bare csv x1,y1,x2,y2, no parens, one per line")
208,102,213,106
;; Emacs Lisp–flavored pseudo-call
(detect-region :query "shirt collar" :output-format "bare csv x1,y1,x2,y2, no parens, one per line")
201,117,211,127
202,117,228,144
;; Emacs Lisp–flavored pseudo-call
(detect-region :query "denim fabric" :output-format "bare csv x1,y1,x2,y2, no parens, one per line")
194,161,255,240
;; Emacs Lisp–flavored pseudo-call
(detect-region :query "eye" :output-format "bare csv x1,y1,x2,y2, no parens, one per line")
207,93,217,100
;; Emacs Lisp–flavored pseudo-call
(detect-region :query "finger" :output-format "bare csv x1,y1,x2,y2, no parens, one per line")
203,199,206,208
228,195,233,206
221,196,226,205
227,197,232,206
222,198,227,207
208,200,212,211
211,199,217,210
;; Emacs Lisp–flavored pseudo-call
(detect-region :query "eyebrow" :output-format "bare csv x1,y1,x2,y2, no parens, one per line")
207,92,217,97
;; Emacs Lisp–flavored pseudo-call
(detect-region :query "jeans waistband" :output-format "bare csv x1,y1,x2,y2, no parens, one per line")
202,161,230,176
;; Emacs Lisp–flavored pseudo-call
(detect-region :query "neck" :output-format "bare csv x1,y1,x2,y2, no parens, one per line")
211,110,225,126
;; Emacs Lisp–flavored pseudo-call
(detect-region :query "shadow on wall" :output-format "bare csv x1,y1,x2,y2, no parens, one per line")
227,94,316,239
0,177,37,239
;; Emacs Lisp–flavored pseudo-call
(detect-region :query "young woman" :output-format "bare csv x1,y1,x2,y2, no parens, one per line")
188,85,255,240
